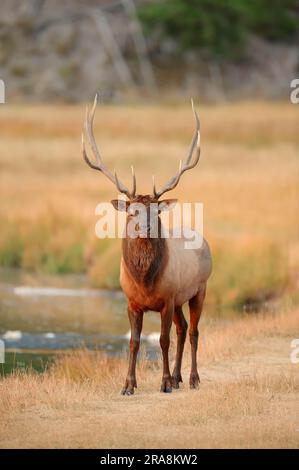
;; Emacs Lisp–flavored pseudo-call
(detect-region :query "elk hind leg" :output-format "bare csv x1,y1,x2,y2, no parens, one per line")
171,306,188,389
160,301,174,393
189,283,206,389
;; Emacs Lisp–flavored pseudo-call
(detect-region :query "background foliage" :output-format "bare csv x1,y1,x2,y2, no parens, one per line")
138,0,299,59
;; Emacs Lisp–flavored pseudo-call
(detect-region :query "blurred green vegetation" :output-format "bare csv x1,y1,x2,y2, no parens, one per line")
0,352,54,376
0,217,86,275
209,242,288,310
138,0,299,59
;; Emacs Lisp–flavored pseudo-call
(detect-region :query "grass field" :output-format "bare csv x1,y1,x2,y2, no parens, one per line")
0,306,298,448
0,101,298,311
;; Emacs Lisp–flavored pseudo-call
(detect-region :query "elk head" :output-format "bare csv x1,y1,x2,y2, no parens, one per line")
82,95,201,238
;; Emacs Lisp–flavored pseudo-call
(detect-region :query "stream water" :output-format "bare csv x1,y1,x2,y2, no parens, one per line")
0,268,163,374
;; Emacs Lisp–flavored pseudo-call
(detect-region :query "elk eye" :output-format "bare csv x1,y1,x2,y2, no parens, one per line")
128,207,137,216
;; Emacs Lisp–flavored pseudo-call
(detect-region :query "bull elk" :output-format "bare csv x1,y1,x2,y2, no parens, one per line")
82,96,212,394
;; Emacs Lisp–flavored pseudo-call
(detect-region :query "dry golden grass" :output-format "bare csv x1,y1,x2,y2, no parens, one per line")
0,101,298,307
0,307,298,448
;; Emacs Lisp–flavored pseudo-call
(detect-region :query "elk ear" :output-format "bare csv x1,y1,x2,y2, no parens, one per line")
110,199,130,212
158,199,178,212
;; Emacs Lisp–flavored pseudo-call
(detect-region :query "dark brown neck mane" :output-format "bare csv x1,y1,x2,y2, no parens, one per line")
122,236,167,289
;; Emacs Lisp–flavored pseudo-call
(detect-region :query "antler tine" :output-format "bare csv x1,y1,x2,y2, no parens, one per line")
82,133,98,170
84,94,114,183
185,98,200,166
152,100,201,199
82,94,136,199
113,166,136,200
131,165,136,197
152,175,157,198
85,97,101,167
113,169,133,199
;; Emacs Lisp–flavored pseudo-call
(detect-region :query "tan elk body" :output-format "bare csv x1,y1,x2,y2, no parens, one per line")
120,235,212,312
82,96,212,394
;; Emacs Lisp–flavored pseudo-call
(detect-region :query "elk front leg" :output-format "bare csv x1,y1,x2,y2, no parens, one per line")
171,306,188,389
189,284,206,389
121,306,143,396
160,301,174,393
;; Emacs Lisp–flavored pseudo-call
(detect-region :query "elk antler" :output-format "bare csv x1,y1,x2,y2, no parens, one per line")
82,94,136,199
152,99,201,199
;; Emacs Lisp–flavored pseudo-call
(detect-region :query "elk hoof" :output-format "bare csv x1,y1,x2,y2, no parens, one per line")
160,378,172,393
121,388,134,396
189,373,200,389
121,379,136,396
171,373,183,389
